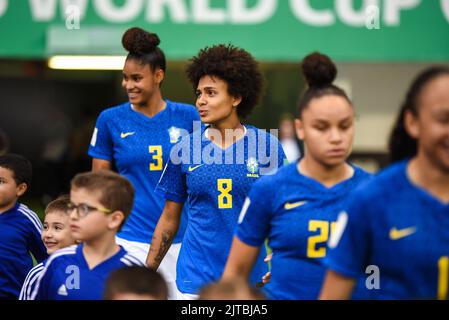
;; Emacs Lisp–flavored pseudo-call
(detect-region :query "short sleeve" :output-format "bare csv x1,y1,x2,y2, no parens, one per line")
88,111,114,161
324,190,371,278
236,178,273,247
155,143,188,203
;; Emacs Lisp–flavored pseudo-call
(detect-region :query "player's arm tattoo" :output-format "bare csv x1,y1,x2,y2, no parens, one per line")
148,230,174,270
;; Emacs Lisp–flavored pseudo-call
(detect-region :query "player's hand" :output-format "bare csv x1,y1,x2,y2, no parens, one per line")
258,253,273,286
262,271,271,284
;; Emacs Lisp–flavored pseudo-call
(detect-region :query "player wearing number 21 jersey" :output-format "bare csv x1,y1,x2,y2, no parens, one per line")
325,160,449,299
236,161,371,299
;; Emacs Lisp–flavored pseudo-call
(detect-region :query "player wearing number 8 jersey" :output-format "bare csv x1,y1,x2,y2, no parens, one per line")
320,66,449,300
146,44,286,299
88,27,199,299
222,52,371,299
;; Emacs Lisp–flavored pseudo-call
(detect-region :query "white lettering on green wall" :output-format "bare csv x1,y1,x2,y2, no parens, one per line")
192,0,226,23
229,0,277,24
147,0,189,23
441,0,449,23
289,0,335,26
0,0,7,18
24,0,439,27
93,0,143,23
384,0,420,26
337,0,378,27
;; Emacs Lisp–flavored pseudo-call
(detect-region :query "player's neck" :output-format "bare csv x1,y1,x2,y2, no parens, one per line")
208,117,244,149
132,92,166,118
407,156,449,203
298,157,353,188
82,233,120,270
0,200,18,214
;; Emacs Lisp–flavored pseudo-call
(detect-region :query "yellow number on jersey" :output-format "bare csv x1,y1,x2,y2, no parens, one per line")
217,179,232,209
307,220,336,258
438,256,449,300
148,145,163,171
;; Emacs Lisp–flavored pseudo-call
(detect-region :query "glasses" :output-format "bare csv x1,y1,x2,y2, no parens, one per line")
65,202,112,218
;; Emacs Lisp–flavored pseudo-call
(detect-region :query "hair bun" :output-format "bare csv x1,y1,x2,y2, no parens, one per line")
122,27,160,54
302,52,337,88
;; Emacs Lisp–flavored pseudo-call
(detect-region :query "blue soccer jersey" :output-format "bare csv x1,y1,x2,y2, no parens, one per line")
19,262,44,300
156,124,286,294
325,160,449,299
88,100,200,244
0,203,47,299
31,244,143,300
236,162,371,299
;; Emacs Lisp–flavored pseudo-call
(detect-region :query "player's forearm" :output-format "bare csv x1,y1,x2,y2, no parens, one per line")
222,236,258,281
146,209,180,270
319,270,355,300
92,158,111,171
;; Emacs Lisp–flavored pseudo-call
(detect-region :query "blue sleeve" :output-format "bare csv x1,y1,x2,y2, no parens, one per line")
19,263,44,300
88,111,114,161
324,190,371,278
236,179,273,247
31,261,53,300
155,143,188,203
27,223,48,263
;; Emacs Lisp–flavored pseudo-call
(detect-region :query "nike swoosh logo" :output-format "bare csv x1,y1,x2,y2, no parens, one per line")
284,201,307,210
188,164,204,172
120,132,135,138
389,227,417,240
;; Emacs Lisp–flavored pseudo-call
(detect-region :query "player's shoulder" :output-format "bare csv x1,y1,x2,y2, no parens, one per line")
167,100,197,117
250,162,295,194
98,102,132,119
29,262,45,273
245,124,279,141
351,160,407,201
350,164,374,185
44,245,78,267
16,203,42,230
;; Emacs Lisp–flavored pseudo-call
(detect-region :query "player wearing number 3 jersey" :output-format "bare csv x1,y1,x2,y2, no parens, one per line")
146,44,286,299
88,27,199,299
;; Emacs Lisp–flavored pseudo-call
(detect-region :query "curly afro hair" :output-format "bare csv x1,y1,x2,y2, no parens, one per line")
186,44,263,119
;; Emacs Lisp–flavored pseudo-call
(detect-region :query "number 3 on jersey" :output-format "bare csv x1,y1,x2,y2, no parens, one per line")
149,145,163,171
217,179,232,209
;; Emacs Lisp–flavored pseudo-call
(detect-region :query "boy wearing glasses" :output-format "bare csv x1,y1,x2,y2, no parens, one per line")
31,170,144,300
0,154,47,299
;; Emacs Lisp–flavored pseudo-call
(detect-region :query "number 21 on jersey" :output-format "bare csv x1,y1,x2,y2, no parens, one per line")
307,220,336,258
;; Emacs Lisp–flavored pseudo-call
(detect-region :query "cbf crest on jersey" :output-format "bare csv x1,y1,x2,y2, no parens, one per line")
168,126,182,143
246,157,259,178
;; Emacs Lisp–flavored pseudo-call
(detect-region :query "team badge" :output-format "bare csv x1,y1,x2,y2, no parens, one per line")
246,157,259,178
168,126,181,143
